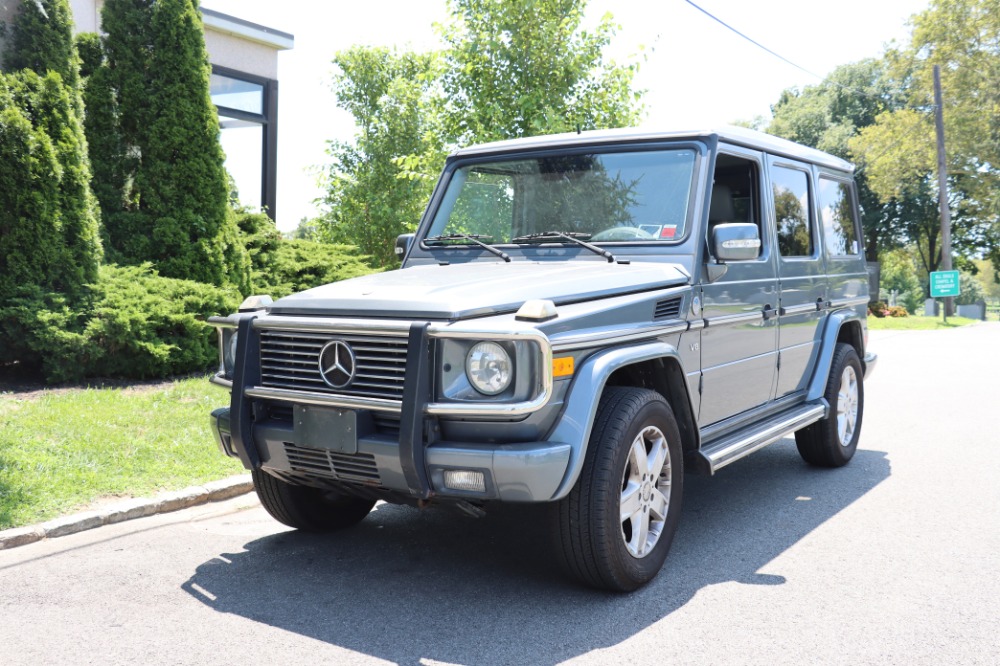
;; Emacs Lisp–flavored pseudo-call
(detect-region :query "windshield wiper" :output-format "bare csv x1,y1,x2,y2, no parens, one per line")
424,233,511,262
510,231,616,263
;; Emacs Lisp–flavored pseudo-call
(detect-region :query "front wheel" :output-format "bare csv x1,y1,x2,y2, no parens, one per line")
252,469,375,531
795,342,865,467
552,387,684,592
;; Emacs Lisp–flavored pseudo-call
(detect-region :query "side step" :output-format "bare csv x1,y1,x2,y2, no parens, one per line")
697,402,827,474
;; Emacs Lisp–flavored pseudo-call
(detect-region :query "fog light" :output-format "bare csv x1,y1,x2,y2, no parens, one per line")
443,470,486,493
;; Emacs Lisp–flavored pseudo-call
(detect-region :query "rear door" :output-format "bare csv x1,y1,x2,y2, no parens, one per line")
767,158,827,399
817,173,868,313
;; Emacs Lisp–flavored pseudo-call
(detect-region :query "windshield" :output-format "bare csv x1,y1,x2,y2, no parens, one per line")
426,148,697,244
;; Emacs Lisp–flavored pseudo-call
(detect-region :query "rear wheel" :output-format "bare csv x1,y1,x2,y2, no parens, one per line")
552,387,684,592
795,342,864,467
252,469,375,531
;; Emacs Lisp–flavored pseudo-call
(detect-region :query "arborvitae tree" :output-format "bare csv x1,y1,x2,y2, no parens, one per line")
0,75,64,299
97,0,248,291
1,1,102,293
76,32,124,251
4,0,79,90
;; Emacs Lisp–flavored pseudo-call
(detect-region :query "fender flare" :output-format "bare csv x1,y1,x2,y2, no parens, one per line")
806,309,863,402
547,341,684,500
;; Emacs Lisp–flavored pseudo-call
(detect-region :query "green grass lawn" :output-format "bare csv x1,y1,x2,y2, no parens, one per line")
867,314,979,330
0,376,242,530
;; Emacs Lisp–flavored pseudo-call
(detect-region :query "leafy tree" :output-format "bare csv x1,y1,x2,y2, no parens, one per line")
766,60,910,261
437,0,643,145
318,47,440,266
878,247,924,313
849,0,1000,273
972,258,1000,302
319,0,644,266
93,0,248,291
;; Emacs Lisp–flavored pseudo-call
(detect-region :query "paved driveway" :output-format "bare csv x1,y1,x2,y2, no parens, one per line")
2,324,998,665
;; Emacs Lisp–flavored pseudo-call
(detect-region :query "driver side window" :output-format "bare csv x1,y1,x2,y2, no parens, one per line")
708,154,762,257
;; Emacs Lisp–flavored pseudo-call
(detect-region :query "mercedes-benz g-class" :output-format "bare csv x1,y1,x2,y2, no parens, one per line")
209,126,877,591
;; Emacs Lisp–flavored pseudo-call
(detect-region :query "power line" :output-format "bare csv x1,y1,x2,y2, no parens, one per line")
682,0,910,103
682,0,823,80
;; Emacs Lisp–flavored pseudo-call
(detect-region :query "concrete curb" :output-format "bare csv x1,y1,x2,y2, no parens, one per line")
0,474,254,551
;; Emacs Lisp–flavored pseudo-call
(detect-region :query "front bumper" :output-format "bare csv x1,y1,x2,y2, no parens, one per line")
210,407,572,503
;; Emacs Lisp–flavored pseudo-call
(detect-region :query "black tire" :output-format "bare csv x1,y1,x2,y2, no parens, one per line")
252,469,375,531
552,387,684,592
795,342,865,467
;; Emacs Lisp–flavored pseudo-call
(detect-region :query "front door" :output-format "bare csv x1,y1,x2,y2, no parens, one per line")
699,150,778,426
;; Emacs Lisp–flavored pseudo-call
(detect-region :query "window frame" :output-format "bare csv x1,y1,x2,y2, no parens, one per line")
211,65,279,220
769,161,818,261
817,174,862,259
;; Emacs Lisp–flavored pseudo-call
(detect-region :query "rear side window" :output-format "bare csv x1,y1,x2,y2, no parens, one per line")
771,165,813,257
818,177,860,256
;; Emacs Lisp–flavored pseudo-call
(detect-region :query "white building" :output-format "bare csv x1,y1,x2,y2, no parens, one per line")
0,1,293,219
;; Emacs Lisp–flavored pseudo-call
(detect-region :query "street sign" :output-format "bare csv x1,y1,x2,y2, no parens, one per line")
929,270,960,298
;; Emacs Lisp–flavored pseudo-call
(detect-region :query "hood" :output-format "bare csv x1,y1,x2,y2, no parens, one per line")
268,260,690,320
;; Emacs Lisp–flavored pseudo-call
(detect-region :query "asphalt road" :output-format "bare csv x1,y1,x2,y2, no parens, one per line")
2,323,998,666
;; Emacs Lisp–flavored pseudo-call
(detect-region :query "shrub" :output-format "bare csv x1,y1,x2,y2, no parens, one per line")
254,239,380,299
0,265,240,383
887,305,909,317
868,301,889,318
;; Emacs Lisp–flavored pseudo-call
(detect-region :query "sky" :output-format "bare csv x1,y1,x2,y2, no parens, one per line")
200,0,930,231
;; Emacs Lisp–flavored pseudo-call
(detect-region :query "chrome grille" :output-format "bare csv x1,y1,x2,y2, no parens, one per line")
283,443,381,484
259,330,408,400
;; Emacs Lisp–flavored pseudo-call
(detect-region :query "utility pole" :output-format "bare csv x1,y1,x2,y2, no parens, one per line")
933,65,954,319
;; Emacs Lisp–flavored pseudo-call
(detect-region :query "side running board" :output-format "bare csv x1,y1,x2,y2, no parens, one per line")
697,402,828,475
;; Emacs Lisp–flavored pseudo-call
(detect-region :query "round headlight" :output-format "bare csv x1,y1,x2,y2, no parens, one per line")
466,342,512,396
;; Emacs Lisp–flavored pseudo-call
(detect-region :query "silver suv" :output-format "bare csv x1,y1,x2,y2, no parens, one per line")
209,127,877,591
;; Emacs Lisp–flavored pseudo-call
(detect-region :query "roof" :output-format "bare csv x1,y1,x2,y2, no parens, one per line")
450,125,855,173
201,8,294,50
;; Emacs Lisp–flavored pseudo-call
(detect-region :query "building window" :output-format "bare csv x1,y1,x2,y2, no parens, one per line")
210,67,278,219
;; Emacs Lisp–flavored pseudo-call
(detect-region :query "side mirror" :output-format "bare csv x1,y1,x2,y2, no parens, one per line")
712,223,761,262
395,233,415,261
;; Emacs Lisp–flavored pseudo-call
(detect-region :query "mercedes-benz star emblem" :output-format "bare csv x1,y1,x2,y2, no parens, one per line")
318,340,356,389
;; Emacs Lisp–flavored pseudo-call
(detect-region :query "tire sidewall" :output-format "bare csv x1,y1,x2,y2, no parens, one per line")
825,345,864,466
600,394,684,589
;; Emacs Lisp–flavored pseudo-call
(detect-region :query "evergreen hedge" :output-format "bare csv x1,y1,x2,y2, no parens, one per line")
0,265,241,383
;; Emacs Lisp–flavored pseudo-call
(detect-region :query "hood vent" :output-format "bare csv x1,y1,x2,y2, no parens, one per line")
653,297,683,320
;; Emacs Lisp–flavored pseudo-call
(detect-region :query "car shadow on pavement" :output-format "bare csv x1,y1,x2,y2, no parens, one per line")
182,440,890,665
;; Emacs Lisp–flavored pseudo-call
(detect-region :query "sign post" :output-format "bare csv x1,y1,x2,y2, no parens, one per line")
929,270,960,322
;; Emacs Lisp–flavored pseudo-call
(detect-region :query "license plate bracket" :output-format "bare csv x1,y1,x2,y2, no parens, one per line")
292,405,372,454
